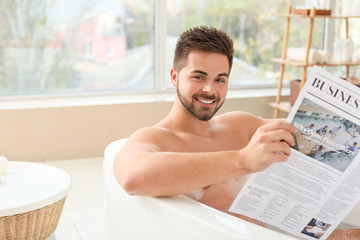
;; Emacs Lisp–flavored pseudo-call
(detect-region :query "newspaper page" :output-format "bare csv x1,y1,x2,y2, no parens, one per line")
229,66,360,240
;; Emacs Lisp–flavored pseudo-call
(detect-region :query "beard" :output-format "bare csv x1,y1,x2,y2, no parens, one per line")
176,87,224,121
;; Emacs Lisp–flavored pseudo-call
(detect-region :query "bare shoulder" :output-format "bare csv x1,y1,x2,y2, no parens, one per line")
217,111,260,120
215,111,266,128
122,126,181,152
113,126,181,188
214,111,273,139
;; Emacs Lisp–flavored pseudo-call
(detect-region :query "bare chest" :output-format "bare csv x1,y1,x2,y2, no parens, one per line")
174,130,249,153
185,175,250,212
177,130,251,211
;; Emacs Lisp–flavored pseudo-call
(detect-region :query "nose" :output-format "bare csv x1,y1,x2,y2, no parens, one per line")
202,81,215,94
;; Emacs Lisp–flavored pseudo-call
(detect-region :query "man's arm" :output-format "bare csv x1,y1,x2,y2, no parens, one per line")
113,120,297,197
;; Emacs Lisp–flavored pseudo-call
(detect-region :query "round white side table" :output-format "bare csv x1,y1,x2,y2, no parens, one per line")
0,161,72,240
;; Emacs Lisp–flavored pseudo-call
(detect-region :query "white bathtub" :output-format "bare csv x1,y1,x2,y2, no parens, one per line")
103,139,360,240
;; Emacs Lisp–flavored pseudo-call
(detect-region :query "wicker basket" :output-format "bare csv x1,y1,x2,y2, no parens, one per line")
0,197,66,240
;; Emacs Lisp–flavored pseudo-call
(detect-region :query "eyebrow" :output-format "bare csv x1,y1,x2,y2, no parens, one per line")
190,70,229,78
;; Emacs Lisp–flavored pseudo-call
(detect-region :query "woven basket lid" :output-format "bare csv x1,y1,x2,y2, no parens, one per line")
0,161,71,217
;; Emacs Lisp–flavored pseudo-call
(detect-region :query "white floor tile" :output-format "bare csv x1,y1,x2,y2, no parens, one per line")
44,158,108,240
54,224,82,240
45,158,105,211
76,222,108,240
58,208,74,226
65,186,105,212
69,207,107,224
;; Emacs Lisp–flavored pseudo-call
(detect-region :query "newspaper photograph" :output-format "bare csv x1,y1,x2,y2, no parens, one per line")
229,66,360,239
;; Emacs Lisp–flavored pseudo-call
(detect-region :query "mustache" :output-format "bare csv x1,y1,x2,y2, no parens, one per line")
195,93,217,100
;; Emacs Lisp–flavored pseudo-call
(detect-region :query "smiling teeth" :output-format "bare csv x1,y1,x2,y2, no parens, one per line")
198,99,214,104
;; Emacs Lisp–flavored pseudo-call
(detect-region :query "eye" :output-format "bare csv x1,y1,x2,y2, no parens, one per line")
216,78,226,83
193,75,204,80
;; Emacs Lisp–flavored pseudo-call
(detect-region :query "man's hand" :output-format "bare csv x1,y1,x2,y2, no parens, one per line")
239,120,297,173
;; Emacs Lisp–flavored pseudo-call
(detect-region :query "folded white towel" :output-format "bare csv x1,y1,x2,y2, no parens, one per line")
287,47,321,64
318,50,332,64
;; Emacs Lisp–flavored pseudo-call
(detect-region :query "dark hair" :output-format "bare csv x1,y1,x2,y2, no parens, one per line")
173,26,234,73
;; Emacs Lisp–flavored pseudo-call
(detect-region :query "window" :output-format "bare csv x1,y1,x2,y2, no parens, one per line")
0,0,154,95
0,0,357,96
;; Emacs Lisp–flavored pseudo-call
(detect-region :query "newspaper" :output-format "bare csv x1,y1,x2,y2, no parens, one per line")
229,66,360,240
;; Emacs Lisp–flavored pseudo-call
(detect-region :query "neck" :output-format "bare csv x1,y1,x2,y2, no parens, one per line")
159,98,214,136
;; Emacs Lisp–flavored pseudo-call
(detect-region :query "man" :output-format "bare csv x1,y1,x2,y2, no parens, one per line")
113,26,359,239
308,144,326,160
345,142,357,155
347,125,359,138
316,125,328,136
329,126,341,137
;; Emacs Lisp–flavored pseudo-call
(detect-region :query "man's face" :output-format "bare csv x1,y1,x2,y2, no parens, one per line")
172,51,229,121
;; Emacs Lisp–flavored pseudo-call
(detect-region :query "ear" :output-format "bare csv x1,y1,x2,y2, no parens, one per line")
170,68,178,87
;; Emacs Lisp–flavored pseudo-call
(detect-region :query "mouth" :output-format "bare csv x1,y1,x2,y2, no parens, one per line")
195,97,216,105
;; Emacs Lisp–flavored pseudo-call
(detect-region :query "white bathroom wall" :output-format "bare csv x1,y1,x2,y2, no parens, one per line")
0,95,288,161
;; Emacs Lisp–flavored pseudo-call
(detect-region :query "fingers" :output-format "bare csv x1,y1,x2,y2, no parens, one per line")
270,151,290,163
272,141,293,156
273,129,296,146
261,120,298,134
261,141,292,157
241,120,297,173
243,142,290,172
258,120,297,146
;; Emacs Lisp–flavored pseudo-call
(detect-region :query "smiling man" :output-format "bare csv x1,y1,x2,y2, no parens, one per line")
113,25,296,218
113,26,359,239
